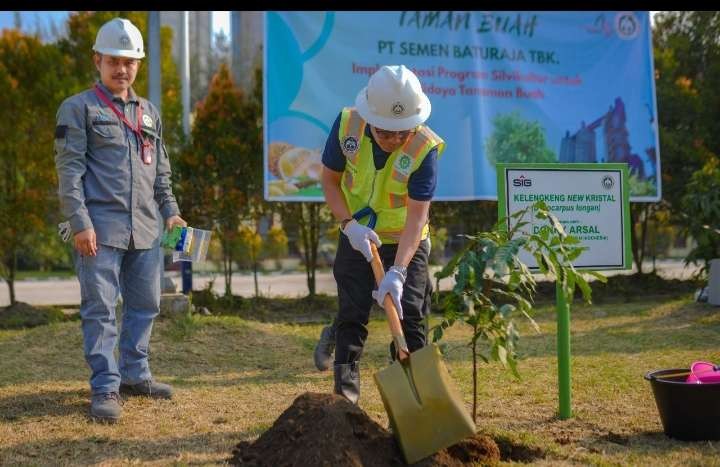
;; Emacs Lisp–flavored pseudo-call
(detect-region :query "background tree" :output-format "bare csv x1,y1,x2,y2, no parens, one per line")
189,30,231,108
0,30,73,304
428,226,448,265
645,208,675,273
680,157,720,272
19,230,72,272
278,203,334,297
629,203,669,274
430,201,498,258
236,224,263,297
263,225,289,269
632,11,720,274
652,12,720,239
485,112,556,165
175,64,263,297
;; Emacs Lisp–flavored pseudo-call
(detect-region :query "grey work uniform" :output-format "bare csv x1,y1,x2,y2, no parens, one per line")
54,82,180,395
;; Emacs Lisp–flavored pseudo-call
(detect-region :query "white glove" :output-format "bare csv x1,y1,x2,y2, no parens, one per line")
343,219,381,262
372,267,405,320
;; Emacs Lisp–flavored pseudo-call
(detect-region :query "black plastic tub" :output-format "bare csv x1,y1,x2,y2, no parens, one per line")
645,368,720,441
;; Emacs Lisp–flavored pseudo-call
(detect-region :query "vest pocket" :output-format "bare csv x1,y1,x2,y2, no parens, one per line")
89,107,123,141
374,205,408,242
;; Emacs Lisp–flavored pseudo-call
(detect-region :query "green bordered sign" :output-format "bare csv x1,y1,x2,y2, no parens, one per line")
497,163,632,271
497,163,631,420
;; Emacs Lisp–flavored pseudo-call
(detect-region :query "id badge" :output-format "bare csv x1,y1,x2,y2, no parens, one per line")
141,140,153,165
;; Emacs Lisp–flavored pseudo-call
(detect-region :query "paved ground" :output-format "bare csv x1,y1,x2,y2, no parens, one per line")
0,259,702,307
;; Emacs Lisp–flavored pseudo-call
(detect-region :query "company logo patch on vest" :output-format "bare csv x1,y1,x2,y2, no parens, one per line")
342,136,359,156
394,153,413,176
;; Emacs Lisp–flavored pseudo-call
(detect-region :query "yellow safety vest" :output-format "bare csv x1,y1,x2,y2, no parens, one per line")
338,107,445,244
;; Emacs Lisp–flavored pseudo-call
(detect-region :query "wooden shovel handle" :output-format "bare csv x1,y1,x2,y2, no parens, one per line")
370,243,410,361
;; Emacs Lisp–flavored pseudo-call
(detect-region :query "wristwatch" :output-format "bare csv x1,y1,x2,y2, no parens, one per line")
389,265,408,282
340,218,353,230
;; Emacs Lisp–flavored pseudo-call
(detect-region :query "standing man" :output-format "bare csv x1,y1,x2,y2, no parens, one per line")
320,65,444,403
54,18,186,422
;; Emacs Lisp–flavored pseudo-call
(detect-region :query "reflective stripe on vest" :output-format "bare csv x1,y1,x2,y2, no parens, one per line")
391,127,441,184
388,192,408,209
343,171,354,191
339,108,366,165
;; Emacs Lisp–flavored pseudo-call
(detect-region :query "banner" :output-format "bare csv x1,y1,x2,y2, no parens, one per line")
264,11,660,202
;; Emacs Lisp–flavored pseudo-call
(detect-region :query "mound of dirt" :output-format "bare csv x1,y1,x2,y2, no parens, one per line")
229,392,500,466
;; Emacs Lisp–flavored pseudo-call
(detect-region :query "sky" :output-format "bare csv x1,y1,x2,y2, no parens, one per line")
0,11,231,39
0,11,69,33
213,11,230,37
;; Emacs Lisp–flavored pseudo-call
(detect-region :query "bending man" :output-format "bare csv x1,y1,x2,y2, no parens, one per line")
320,65,444,403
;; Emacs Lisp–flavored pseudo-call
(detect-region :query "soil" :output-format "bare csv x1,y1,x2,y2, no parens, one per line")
229,392,503,466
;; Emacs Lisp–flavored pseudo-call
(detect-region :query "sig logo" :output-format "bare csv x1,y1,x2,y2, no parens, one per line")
512,175,532,187
602,175,614,190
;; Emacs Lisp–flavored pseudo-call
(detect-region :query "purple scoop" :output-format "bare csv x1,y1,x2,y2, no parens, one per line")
686,361,720,384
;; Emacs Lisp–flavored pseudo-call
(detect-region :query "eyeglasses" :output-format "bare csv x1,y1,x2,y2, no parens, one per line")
372,127,415,140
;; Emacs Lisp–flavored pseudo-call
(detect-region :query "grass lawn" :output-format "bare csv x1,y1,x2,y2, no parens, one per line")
13,270,75,280
1,294,719,465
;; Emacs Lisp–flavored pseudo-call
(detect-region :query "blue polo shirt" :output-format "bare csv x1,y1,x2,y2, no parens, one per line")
321,112,438,201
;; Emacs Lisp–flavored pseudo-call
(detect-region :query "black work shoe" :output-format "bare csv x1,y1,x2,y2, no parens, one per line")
90,392,122,423
334,362,360,404
313,324,336,371
120,379,173,399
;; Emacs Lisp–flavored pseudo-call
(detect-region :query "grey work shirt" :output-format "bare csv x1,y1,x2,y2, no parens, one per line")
54,82,180,250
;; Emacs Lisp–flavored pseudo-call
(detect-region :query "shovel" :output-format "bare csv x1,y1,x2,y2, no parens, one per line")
370,244,476,464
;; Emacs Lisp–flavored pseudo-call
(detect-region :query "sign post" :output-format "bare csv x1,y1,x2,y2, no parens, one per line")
497,163,631,419
556,280,571,418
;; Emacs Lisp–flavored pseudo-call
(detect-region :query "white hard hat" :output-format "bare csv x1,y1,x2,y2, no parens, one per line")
93,18,145,59
355,65,431,131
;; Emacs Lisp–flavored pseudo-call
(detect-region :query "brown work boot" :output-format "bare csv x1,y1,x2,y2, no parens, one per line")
90,392,122,423
120,379,173,399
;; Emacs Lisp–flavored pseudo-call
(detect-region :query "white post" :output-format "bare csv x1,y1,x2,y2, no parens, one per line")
181,11,191,138
709,259,720,305
179,12,193,296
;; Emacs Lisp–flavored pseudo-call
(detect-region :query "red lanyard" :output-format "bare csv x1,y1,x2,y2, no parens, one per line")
93,85,152,164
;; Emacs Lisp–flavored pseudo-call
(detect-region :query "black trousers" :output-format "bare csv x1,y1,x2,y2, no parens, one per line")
333,232,433,365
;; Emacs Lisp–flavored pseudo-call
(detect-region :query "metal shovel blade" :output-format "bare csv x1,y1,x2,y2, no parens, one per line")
374,343,476,464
